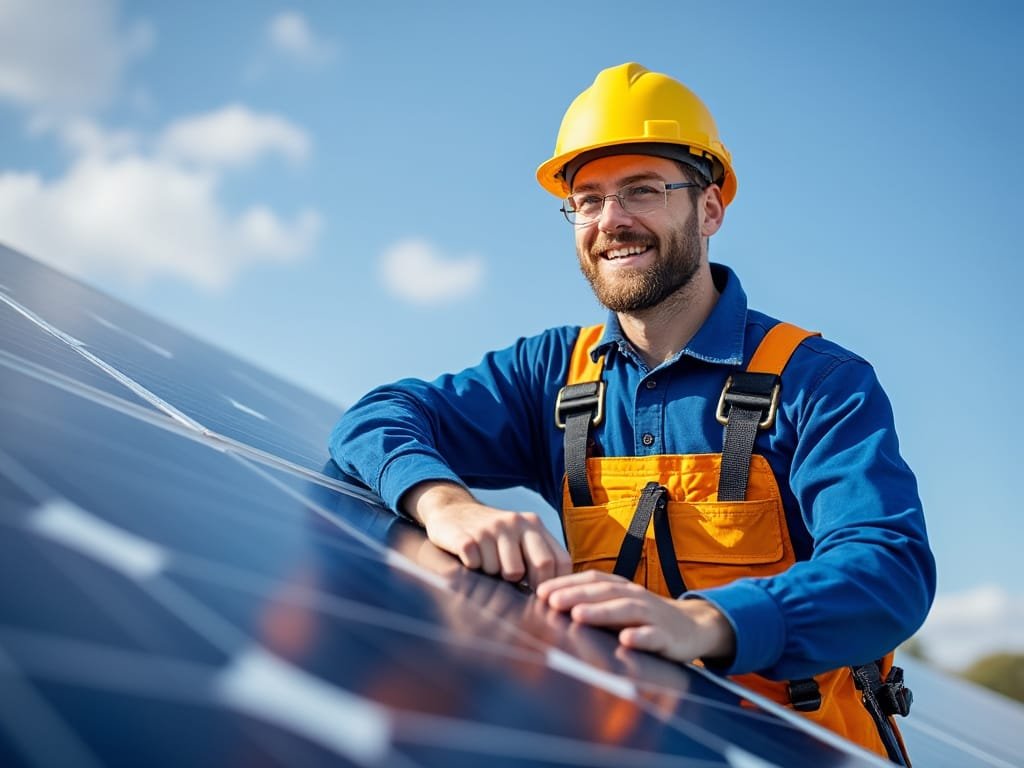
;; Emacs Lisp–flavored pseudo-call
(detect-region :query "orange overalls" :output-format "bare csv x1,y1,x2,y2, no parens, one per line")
556,322,911,764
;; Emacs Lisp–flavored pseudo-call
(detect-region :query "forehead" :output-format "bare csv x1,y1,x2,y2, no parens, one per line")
570,154,681,191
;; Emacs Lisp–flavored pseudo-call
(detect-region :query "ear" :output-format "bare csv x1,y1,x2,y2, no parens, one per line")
700,184,725,237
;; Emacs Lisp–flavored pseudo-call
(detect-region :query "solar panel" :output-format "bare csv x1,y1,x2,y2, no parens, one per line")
1,242,1020,767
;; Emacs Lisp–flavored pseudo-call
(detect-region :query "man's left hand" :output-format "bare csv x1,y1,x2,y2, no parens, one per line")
535,571,736,665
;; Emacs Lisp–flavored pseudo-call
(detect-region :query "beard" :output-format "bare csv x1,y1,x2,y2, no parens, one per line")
577,211,702,313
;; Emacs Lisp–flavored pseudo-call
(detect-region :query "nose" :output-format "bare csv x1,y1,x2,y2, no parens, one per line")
596,194,634,231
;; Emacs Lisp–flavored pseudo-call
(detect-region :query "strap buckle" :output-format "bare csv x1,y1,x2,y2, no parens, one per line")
787,678,822,712
555,381,605,429
715,373,781,430
879,666,913,717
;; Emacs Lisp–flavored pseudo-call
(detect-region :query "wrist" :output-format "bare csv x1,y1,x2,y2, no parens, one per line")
401,480,473,525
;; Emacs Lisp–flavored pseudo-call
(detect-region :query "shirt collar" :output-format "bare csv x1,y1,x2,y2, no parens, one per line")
589,263,747,367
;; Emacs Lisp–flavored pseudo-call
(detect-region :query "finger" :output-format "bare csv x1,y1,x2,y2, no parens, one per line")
476,535,501,576
619,624,667,652
543,530,574,577
569,596,650,628
496,531,526,583
536,570,623,601
448,534,481,570
544,579,639,612
521,529,556,586
621,625,698,663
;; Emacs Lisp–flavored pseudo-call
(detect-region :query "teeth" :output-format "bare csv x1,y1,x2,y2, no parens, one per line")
605,245,648,260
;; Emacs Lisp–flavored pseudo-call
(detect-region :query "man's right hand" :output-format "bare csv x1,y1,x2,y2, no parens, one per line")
401,481,572,588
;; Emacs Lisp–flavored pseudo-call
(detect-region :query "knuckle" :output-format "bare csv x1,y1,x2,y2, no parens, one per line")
503,565,526,582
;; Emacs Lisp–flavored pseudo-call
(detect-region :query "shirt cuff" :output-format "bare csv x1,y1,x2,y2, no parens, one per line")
378,450,467,514
685,580,787,675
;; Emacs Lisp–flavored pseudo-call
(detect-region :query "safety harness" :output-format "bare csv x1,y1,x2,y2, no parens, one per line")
555,322,913,765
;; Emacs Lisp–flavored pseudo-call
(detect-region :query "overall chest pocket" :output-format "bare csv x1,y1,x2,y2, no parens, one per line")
665,496,790,590
563,496,790,590
561,454,796,592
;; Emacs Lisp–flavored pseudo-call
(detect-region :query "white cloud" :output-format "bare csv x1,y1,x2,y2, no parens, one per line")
379,238,484,305
0,116,321,290
914,584,1024,670
267,12,335,67
0,0,153,119
158,105,311,169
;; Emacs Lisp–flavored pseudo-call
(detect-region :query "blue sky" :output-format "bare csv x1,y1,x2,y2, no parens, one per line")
1,0,1022,668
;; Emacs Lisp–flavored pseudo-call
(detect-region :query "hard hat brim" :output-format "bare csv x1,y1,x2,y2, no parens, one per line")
536,138,736,206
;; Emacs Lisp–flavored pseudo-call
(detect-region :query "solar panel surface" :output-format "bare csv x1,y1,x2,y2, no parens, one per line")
1,243,1020,767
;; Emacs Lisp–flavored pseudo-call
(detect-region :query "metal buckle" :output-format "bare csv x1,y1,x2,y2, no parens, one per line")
715,376,781,430
555,381,605,430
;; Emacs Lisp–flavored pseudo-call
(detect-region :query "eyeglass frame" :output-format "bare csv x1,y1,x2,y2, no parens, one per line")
560,180,703,226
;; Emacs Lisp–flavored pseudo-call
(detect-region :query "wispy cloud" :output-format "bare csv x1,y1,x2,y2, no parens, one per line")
0,0,153,121
0,115,321,290
914,584,1024,670
158,105,311,168
0,2,321,291
266,11,336,68
379,238,485,306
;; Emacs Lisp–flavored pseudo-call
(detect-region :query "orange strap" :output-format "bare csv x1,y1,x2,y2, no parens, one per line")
567,324,606,386
747,322,819,375
567,321,818,383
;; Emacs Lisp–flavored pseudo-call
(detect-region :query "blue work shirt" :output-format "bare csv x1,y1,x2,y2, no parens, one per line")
329,264,935,680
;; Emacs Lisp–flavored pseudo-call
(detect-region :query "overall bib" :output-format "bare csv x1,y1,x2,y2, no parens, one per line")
556,323,911,764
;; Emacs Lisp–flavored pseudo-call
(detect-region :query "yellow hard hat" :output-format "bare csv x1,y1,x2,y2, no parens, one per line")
536,62,737,206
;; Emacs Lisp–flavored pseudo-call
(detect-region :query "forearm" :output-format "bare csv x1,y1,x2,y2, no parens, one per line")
400,480,477,527
695,523,935,679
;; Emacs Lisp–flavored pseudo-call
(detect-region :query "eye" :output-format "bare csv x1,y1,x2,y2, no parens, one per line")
622,184,660,200
572,194,604,212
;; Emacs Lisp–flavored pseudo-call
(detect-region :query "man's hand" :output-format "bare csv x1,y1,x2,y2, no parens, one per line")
535,570,736,664
402,481,572,587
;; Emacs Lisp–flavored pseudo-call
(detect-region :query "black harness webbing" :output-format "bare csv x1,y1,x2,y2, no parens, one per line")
611,482,687,598
556,381,604,507
853,663,912,766
716,372,779,501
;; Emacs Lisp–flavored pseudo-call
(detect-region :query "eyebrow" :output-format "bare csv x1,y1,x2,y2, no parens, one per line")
571,172,669,193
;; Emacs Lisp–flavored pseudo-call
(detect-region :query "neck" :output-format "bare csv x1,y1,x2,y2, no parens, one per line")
616,263,720,370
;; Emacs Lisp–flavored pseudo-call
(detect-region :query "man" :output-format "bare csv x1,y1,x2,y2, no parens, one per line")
329,63,934,763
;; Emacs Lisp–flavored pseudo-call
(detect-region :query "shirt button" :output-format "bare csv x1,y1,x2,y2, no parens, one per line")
641,433,655,447
645,379,657,389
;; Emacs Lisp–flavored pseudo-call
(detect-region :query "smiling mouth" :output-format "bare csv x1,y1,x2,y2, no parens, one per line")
601,244,652,260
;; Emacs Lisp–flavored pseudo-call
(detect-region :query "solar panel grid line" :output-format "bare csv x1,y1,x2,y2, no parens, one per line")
0,305,160,411
0,645,106,768
0,335,381,516
85,311,174,359
388,711,731,768
0,627,390,768
0,626,219,701
898,718,1019,768
0,347,161,422
214,646,395,766
0,292,205,433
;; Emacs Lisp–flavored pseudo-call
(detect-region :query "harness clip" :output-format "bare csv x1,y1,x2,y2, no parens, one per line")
879,666,913,717
555,381,605,429
716,373,780,430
